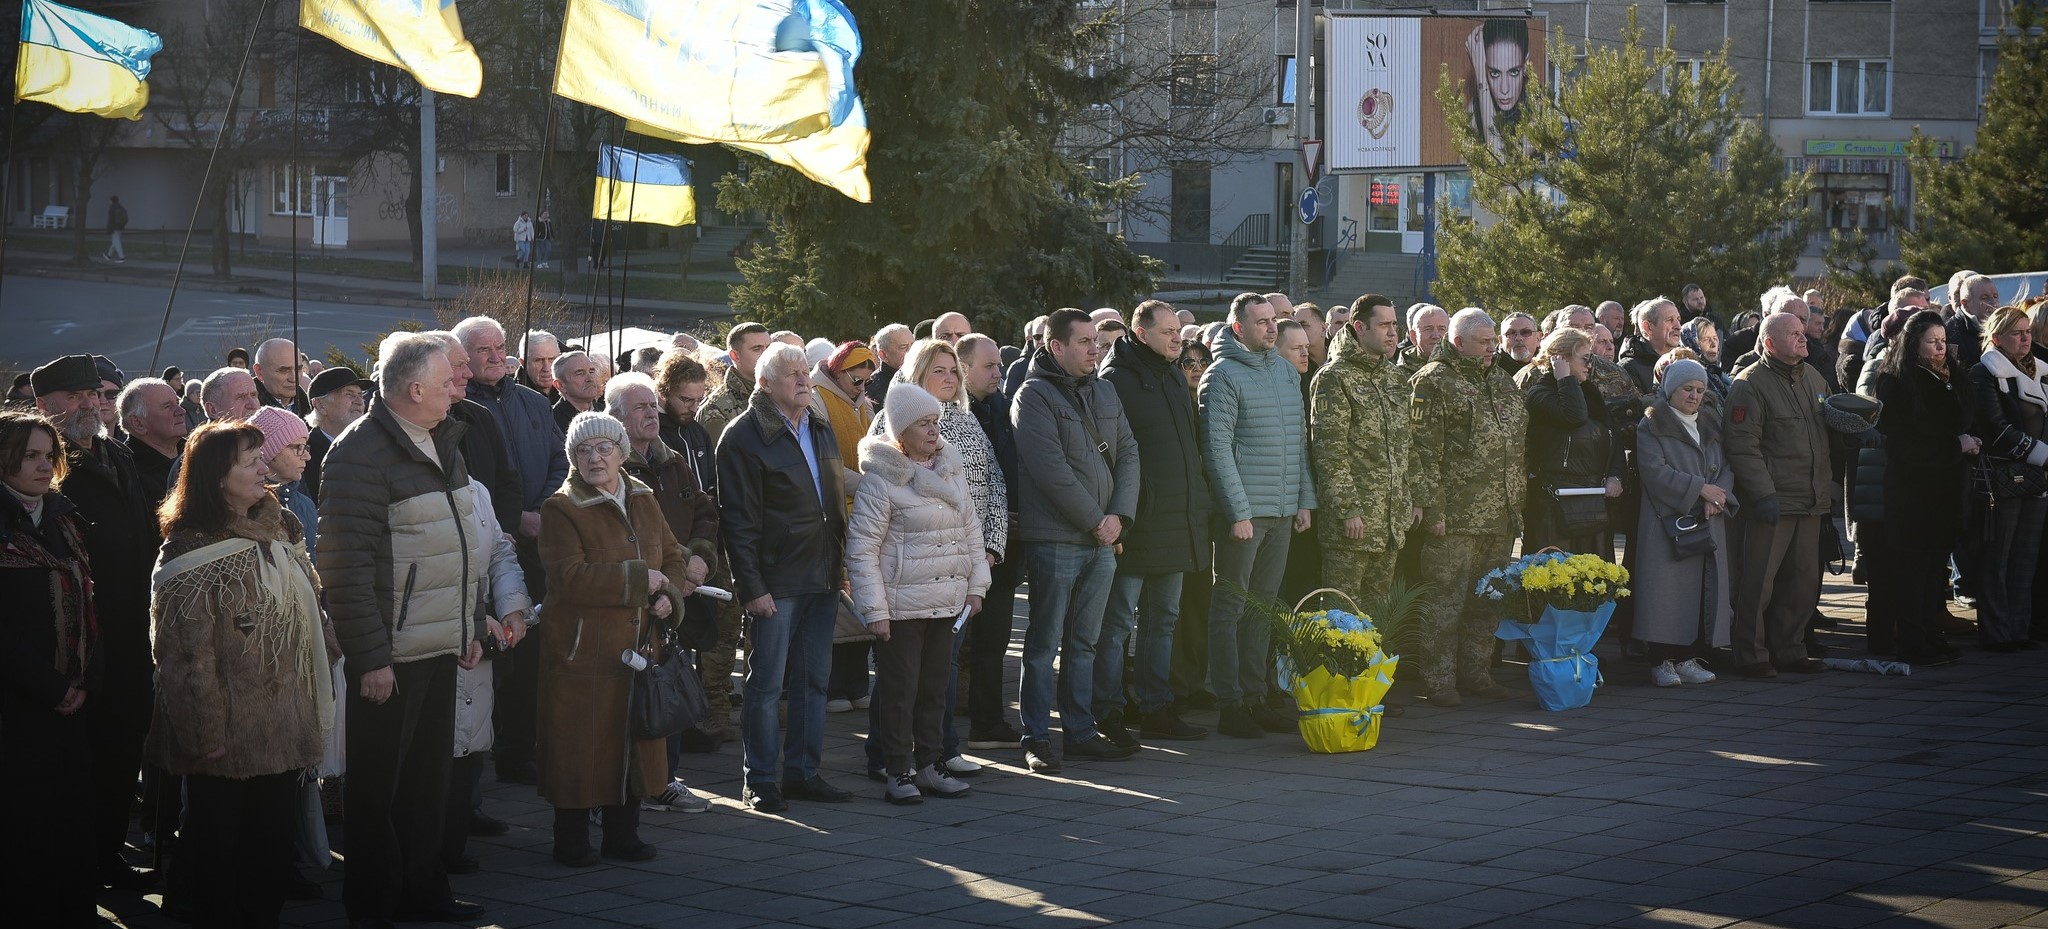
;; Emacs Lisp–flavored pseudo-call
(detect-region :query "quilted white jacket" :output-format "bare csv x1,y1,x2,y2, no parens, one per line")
845,435,991,624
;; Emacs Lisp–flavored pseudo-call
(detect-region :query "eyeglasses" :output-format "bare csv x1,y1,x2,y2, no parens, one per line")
849,376,868,387
284,443,310,456
98,389,121,401
574,440,620,460
1176,358,1204,370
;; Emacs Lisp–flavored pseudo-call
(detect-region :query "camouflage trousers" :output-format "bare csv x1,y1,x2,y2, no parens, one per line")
1319,545,1398,618
696,596,743,737
1415,533,1515,696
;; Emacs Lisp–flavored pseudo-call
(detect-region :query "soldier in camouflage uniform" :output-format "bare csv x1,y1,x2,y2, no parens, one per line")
1312,296,1415,612
1409,309,1528,706
1393,303,1449,382
699,322,772,443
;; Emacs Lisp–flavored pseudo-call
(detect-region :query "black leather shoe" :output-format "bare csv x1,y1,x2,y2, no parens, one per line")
1098,713,1142,750
394,898,486,921
601,842,658,862
781,775,853,803
467,811,509,837
552,846,601,867
1248,703,1298,733
1064,734,1135,761
1216,705,1264,739
1740,663,1778,680
1776,658,1827,674
1139,709,1208,741
742,783,788,813
101,864,160,890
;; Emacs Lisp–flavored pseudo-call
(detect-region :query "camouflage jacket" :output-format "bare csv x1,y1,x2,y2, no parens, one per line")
1410,351,1528,537
1310,328,1412,552
698,368,752,446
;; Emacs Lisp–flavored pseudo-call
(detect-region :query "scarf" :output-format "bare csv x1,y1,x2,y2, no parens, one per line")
1981,348,2048,412
153,502,334,739
5,483,42,526
0,497,94,684
1675,408,1702,446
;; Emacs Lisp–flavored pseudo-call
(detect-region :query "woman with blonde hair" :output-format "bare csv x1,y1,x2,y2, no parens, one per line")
1969,305,2048,651
1522,328,1624,553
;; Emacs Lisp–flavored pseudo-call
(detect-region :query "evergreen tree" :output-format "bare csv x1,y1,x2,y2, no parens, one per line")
717,0,1160,340
1900,7,2047,280
1430,9,1810,317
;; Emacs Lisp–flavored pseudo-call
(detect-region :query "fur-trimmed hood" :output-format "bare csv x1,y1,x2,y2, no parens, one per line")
856,434,966,510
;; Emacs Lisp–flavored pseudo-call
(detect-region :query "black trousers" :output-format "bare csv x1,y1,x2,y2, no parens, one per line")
1890,542,1952,661
343,656,456,921
968,554,1021,733
185,770,299,929
442,753,484,867
2,696,97,928
493,542,545,773
89,644,153,872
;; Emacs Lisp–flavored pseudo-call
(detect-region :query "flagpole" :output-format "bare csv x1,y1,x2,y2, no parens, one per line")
616,141,641,334
521,103,557,351
151,0,275,373
421,87,437,301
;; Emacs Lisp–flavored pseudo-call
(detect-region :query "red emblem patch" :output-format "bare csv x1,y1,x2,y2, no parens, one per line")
1730,406,1747,424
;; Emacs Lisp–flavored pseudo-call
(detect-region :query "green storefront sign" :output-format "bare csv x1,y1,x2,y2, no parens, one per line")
1804,139,1957,158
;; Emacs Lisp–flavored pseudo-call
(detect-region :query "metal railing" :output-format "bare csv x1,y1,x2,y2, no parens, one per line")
1218,212,1271,281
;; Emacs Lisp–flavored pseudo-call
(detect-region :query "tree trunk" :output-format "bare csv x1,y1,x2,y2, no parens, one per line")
407,147,424,273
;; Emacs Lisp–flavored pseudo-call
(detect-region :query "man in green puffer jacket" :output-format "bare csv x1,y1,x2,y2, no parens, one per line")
1200,293,1317,739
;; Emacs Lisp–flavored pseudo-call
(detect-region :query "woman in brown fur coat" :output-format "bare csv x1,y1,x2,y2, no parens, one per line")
149,422,332,929
538,412,685,866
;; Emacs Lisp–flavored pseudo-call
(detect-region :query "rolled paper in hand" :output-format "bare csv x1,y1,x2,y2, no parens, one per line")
695,585,734,601
953,604,973,633
621,649,649,671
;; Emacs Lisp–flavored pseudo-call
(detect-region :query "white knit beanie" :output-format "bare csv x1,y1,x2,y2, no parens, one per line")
564,411,629,462
881,381,942,440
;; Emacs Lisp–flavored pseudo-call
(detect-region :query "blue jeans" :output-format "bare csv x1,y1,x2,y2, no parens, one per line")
515,241,531,265
1106,571,1185,716
1021,541,1116,743
740,592,836,786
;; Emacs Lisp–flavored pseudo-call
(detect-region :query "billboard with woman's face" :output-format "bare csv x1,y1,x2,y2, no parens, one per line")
1327,14,1546,172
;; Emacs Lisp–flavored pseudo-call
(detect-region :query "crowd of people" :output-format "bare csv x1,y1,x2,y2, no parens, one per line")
5,272,2042,928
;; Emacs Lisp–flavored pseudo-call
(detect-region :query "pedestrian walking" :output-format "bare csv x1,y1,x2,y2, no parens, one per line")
104,195,127,262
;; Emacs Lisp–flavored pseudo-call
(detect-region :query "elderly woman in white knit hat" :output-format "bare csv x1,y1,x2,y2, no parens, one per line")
536,411,687,865
846,382,990,804
1632,358,1738,687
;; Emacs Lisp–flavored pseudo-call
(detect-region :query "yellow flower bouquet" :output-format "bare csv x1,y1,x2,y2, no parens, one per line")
1265,588,1414,753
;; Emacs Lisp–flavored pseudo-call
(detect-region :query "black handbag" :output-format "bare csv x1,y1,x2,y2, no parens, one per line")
629,622,709,741
1987,459,2048,500
1659,505,1716,560
1549,487,1609,536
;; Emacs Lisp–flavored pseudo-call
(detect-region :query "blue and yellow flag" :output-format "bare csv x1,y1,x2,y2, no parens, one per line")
558,0,846,146
14,0,162,120
595,145,696,227
623,0,871,203
301,0,482,97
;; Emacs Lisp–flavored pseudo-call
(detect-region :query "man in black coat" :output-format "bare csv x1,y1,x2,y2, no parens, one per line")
32,355,161,889
1621,297,1682,395
1098,301,1213,742
962,334,1024,747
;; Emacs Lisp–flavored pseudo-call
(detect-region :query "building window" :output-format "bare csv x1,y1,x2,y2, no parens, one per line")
1806,59,1888,116
1809,173,1891,235
272,162,313,216
1171,54,1217,108
1979,46,1999,113
1169,162,1211,244
1278,55,1295,105
494,154,515,197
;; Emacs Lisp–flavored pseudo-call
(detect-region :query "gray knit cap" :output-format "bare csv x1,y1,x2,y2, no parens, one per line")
1657,359,1708,399
564,411,629,464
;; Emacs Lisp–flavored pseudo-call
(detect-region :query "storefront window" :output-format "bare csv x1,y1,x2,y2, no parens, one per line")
1810,173,1889,234
1368,174,1401,232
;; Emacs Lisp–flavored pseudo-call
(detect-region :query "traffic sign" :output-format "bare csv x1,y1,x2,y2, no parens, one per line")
1298,188,1319,225
1302,139,1323,185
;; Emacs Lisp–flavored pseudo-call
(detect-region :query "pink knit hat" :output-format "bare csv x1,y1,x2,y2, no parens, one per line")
247,406,310,463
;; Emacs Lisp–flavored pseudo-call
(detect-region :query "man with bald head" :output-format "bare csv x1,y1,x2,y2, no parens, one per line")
1724,312,1830,680
934,312,973,345
252,337,311,415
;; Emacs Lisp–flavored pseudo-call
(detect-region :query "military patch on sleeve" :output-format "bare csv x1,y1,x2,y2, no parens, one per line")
1730,405,1746,424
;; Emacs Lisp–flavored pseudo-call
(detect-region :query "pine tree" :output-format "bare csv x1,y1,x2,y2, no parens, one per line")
1430,9,1810,317
717,0,1160,340
1899,7,2047,279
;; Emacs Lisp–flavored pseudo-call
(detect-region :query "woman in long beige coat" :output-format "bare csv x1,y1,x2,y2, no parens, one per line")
538,412,685,866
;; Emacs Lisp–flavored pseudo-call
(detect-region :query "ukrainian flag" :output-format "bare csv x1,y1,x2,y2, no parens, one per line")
557,0,842,145
594,145,696,227
301,0,482,98
14,0,162,120
623,0,871,203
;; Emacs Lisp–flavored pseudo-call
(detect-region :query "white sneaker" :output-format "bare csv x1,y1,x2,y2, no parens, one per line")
852,695,872,710
1650,660,1682,688
915,763,970,798
940,755,982,777
1674,658,1717,685
884,772,922,805
641,778,710,813
825,698,854,713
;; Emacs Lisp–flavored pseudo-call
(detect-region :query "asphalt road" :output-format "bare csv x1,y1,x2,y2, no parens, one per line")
3,274,435,375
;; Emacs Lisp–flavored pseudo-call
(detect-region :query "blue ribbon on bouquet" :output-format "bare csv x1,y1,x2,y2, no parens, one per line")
1299,704,1385,733
1534,650,1602,685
